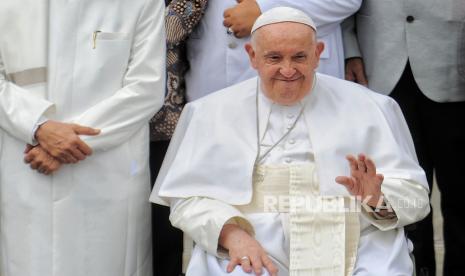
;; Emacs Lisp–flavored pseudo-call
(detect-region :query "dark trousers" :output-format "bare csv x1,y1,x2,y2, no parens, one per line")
390,63,465,276
150,141,183,276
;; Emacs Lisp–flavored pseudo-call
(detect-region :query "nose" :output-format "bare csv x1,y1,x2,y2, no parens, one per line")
279,61,296,78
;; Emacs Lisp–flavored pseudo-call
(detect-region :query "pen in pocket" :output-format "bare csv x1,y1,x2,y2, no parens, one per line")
92,30,101,49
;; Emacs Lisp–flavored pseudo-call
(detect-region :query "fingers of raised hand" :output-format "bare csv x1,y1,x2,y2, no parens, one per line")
346,154,358,170
357,154,367,173
347,154,375,178
365,156,377,176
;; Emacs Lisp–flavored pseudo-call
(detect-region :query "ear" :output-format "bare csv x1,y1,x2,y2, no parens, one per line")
315,41,325,59
245,43,258,69
312,41,325,69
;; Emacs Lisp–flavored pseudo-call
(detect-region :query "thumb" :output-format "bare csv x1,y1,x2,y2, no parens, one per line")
335,176,349,186
24,144,34,154
72,124,101,136
335,176,355,192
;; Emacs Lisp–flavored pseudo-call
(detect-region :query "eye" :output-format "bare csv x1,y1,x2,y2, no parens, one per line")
265,55,282,63
293,54,307,62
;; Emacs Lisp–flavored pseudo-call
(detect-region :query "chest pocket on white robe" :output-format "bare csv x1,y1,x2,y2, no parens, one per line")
72,31,132,111
92,32,131,83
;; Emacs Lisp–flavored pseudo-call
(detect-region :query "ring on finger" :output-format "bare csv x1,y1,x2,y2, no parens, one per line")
240,256,250,262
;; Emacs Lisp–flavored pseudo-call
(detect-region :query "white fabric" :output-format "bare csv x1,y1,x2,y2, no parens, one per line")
185,0,362,101
171,166,414,275
0,1,165,275
0,0,47,75
251,7,316,33
258,92,314,165
153,74,429,211
0,0,52,143
165,91,420,274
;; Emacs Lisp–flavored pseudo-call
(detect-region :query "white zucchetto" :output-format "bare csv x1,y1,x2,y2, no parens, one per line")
251,7,317,34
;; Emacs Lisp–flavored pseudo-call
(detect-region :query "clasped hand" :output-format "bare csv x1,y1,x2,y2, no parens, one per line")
24,120,100,175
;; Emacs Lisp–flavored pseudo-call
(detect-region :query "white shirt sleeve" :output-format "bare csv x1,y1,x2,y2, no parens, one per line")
170,197,255,257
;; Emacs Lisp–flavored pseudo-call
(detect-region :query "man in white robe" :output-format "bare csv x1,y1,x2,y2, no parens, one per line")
185,0,362,101
152,7,429,276
0,0,165,275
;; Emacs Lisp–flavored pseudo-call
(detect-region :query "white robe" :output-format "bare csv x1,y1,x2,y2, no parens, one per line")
0,1,165,275
151,74,430,274
185,0,362,101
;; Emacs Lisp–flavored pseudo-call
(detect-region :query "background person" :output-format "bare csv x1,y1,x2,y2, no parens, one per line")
0,0,165,275
342,1,465,274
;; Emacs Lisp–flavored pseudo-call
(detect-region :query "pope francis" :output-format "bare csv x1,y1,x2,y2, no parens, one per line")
152,7,430,276
0,0,165,275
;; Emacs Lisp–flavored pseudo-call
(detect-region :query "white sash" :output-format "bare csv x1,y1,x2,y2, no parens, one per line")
237,164,360,276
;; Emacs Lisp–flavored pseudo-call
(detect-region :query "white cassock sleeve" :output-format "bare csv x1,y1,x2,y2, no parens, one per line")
71,0,165,151
362,178,430,230
170,197,255,257
256,0,362,37
0,54,54,144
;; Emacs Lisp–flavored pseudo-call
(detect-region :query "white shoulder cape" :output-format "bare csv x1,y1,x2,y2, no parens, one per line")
151,74,427,205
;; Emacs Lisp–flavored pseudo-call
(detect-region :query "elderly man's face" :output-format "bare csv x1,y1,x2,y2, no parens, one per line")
245,22,324,105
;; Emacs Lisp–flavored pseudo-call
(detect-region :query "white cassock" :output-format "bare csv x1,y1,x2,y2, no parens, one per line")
0,0,165,275
185,0,362,101
151,74,430,275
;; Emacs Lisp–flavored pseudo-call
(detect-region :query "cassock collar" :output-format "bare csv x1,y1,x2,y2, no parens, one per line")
258,79,315,141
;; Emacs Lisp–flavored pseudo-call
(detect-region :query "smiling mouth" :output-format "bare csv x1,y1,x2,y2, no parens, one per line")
274,75,303,82
275,78,301,82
